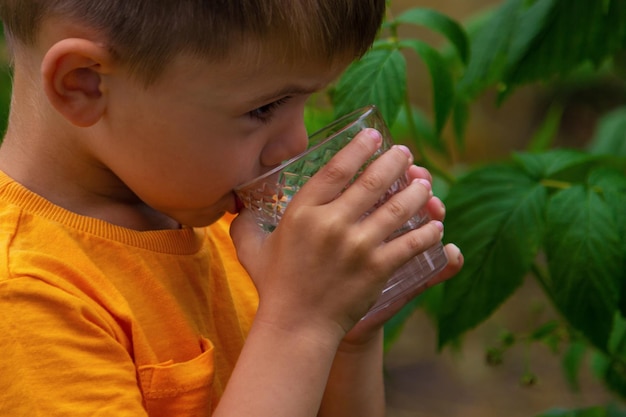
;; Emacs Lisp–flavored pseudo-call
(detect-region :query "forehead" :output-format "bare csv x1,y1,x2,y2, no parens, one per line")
157,42,352,105
227,34,354,74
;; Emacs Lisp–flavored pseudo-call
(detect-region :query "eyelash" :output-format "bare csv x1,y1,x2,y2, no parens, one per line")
248,97,291,123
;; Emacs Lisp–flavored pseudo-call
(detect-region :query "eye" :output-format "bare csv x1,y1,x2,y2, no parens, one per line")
248,97,291,123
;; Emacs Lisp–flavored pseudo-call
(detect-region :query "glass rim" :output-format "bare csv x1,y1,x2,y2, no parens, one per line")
234,104,378,191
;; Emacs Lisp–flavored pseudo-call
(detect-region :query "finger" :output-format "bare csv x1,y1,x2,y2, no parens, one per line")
293,128,383,206
359,177,433,243
386,242,463,295
425,196,446,222
407,165,444,222
373,219,444,277
357,243,463,327
407,164,432,184
229,209,267,273
333,144,414,222
430,243,464,284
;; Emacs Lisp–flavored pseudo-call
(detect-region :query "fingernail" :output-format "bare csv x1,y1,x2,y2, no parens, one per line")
365,128,382,146
449,243,463,263
432,196,445,216
413,178,433,197
394,145,412,159
431,220,444,239
417,178,432,191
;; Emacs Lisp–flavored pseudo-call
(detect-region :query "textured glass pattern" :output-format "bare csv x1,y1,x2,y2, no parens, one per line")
235,106,448,316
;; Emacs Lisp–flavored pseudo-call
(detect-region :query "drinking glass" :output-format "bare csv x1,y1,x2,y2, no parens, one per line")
235,105,448,316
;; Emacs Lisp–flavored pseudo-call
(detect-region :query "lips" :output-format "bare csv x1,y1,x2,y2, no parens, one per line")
233,193,245,214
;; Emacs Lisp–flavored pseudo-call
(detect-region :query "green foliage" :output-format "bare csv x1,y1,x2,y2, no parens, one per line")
333,48,407,125
544,174,623,350
438,162,547,346
0,66,10,135
562,340,587,391
589,108,626,156
0,28,11,136
535,403,626,417
322,0,626,413
438,146,625,349
458,0,626,102
392,8,469,65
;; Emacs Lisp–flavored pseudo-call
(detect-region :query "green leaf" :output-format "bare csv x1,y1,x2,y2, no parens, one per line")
544,184,622,350
609,315,626,361
498,0,559,100
303,103,334,134
505,0,558,68
391,105,446,155
452,99,469,151
398,39,455,134
393,7,469,65
458,0,626,101
333,48,406,127
562,341,587,391
502,0,626,99
607,403,626,417
535,406,626,417
420,282,445,321
456,0,524,99
437,165,547,347
527,102,564,153
513,149,605,182
589,107,626,157
600,316,626,399
383,295,422,352
588,169,626,318
604,358,626,401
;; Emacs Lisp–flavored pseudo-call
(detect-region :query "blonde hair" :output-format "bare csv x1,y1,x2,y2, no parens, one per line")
1,0,385,83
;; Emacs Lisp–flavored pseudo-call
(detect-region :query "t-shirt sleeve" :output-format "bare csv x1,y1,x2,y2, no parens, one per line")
0,277,148,417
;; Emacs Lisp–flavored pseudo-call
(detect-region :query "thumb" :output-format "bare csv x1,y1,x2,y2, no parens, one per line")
229,209,267,271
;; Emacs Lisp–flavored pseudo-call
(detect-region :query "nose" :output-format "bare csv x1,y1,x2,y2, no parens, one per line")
260,118,308,167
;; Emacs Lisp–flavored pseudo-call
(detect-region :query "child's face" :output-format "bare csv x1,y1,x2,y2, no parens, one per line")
99,49,349,227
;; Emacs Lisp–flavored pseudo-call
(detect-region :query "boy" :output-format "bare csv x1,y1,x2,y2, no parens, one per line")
0,1,463,416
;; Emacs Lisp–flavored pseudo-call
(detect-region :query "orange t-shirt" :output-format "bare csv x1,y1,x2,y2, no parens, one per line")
0,171,259,416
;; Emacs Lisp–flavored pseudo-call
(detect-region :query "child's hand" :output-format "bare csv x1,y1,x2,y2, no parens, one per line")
343,243,462,348
231,128,451,346
338,165,464,346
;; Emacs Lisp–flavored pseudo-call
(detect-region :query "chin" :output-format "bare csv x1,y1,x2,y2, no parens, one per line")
205,211,228,226
172,194,238,227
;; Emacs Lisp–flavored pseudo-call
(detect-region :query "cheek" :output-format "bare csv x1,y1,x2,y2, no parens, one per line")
167,142,258,200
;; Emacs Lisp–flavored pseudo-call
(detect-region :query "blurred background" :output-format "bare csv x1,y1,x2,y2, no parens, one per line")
384,1,623,416
0,30,10,135
384,277,615,417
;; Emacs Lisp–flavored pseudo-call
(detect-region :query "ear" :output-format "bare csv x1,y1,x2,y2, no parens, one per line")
41,39,112,127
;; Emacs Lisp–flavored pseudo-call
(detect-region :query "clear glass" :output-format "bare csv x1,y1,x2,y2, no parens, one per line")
235,105,448,316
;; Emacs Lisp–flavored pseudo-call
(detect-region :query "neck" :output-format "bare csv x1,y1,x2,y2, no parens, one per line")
0,122,180,232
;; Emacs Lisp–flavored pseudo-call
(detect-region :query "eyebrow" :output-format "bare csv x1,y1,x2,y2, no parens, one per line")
250,83,325,106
